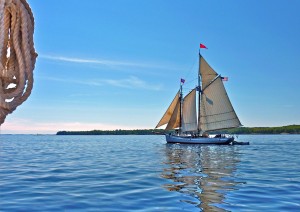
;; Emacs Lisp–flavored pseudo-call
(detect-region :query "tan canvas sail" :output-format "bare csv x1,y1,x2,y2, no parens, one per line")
165,101,181,130
200,56,218,89
182,89,197,132
200,77,241,132
155,51,243,144
156,91,180,128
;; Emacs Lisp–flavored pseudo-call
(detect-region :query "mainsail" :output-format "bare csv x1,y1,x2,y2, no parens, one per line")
182,89,197,132
200,77,241,131
199,56,241,132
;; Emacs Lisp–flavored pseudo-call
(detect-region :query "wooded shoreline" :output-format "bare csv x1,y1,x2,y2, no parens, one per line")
57,125,300,135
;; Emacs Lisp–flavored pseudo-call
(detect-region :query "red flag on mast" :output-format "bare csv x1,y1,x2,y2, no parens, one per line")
200,43,208,49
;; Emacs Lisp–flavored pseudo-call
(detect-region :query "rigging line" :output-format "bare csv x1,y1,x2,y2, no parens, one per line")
202,117,240,125
183,77,198,85
182,87,195,91
201,75,221,92
200,110,235,117
182,54,198,81
181,77,198,95
182,87,196,97
205,125,241,133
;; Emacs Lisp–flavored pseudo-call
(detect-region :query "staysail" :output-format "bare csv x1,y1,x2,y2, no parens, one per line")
156,91,180,129
199,56,241,132
165,101,180,130
182,89,197,132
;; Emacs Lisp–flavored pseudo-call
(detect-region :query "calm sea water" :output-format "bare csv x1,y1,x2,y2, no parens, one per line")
0,134,300,211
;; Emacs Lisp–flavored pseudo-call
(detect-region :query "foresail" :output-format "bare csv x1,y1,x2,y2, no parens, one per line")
156,91,180,128
166,101,180,130
200,77,241,132
200,56,218,89
182,89,197,132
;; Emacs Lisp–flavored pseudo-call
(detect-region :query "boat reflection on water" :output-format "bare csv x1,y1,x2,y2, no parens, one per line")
162,144,242,211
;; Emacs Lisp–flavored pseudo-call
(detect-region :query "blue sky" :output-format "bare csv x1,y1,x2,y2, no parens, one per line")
1,0,300,133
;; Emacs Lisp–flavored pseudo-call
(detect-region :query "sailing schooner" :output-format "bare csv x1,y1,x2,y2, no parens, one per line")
156,51,242,144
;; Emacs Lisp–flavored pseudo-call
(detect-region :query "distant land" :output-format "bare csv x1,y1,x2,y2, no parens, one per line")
57,125,300,135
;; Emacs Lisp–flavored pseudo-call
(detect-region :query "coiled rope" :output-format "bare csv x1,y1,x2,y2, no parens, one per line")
0,0,37,125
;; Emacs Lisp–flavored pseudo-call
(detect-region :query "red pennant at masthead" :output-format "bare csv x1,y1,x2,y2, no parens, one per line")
200,43,208,49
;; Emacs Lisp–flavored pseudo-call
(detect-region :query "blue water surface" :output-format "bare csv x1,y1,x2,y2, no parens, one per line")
0,134,300,211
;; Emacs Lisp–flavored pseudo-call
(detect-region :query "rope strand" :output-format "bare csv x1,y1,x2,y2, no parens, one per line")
0,0,37,125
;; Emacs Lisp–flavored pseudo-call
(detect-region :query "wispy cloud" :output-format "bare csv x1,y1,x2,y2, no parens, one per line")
40,54,179,71
100,76,162,90
40,55,141,67
39,76,163,91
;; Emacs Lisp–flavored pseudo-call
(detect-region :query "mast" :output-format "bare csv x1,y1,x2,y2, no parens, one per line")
198,52,201,134
179,83,183,134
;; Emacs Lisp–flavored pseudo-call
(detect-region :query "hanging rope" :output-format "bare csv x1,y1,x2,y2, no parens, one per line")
0,0,37,125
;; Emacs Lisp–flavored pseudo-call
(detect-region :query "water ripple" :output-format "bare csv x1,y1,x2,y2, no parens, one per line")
0,135,300,211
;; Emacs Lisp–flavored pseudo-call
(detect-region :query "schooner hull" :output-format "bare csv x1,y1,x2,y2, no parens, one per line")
166,134,234,145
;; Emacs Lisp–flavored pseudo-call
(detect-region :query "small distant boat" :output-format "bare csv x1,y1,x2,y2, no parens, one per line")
156,49,242,144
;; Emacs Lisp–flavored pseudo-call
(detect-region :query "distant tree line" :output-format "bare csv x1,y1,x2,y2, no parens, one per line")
212,125,300,135
57,129,165,135
56,125,300,135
